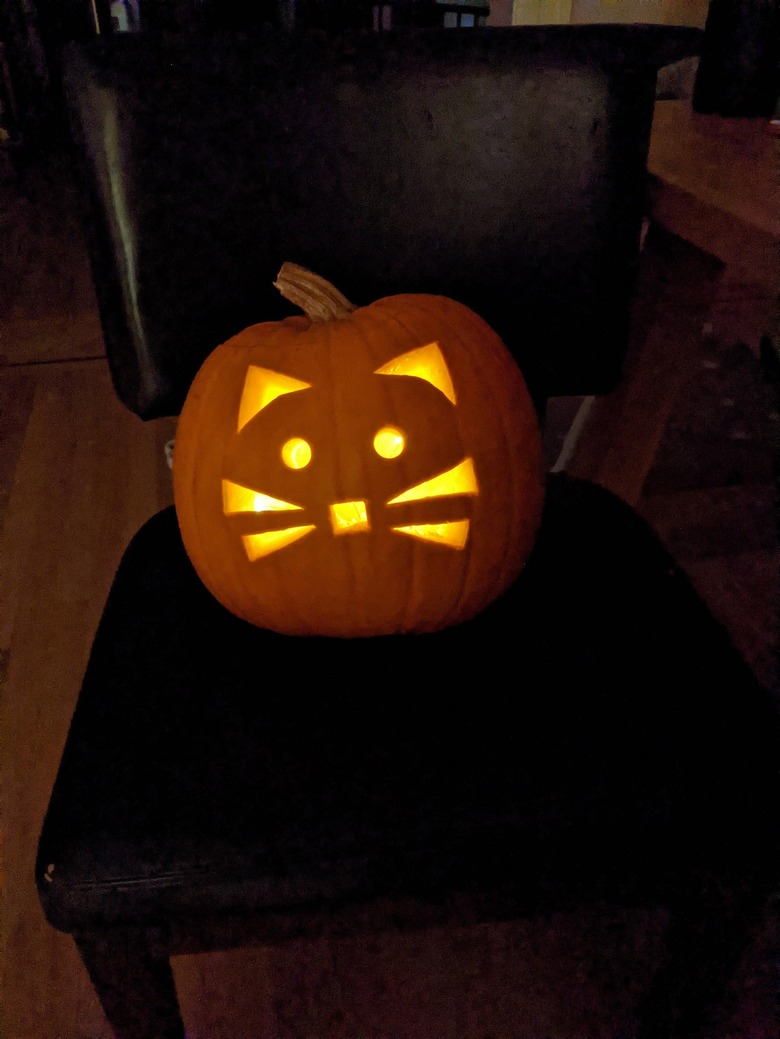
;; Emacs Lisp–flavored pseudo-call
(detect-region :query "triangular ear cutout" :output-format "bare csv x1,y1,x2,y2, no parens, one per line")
374,342,456,404
237,366,311,431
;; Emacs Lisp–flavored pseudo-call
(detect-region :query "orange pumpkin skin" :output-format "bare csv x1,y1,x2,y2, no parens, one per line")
173,279,544,637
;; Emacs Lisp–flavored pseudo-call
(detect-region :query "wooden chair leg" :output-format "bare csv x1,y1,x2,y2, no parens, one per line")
75,929,185,1039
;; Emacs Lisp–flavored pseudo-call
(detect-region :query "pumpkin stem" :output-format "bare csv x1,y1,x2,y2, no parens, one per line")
274,262,358,322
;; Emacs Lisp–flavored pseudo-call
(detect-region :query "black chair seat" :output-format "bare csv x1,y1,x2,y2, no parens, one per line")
38,474,780,936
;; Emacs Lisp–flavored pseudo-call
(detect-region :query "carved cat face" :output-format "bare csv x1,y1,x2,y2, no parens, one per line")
223,341,479,561
173,292,543,637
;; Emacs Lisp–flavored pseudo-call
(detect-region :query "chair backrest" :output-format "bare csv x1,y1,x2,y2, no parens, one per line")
58,24,701,419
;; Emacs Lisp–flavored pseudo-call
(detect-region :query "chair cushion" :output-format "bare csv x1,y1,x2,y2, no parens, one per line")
37,474,780,932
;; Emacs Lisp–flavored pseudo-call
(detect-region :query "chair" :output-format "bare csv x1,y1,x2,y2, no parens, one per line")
36,22,780,1039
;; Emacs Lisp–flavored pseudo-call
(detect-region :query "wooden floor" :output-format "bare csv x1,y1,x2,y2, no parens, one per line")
0,101,778,1038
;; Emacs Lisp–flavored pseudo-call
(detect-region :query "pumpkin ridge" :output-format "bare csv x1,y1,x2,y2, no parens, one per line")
433,308,488,625
391,295,542,619
358,308,417,631
440,298,543,563
325,315,361,615
377,300,474,629
359,300,466,631
451,304,521,587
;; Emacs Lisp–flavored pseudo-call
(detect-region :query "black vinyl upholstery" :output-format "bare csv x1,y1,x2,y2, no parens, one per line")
36,24,780,1039
59,25,701,418
38,477,779,930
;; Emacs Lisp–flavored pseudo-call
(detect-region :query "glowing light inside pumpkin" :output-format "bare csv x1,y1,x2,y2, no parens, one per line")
393,520,469,549
374,342,456,404
223,346,480,558
238,366,311,432
388,457,477,505
330,500,370,535
243,526,315,560
374,426,405,459
282,437,312,469
223,480,302,515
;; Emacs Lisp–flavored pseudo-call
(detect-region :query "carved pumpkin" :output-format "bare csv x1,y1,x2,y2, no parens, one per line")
172,264,544,637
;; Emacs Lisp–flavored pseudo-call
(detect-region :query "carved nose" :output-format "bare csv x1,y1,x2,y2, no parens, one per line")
329,500,369,535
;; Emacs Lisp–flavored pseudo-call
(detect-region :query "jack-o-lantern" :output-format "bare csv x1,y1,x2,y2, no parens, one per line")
172,263,544,637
